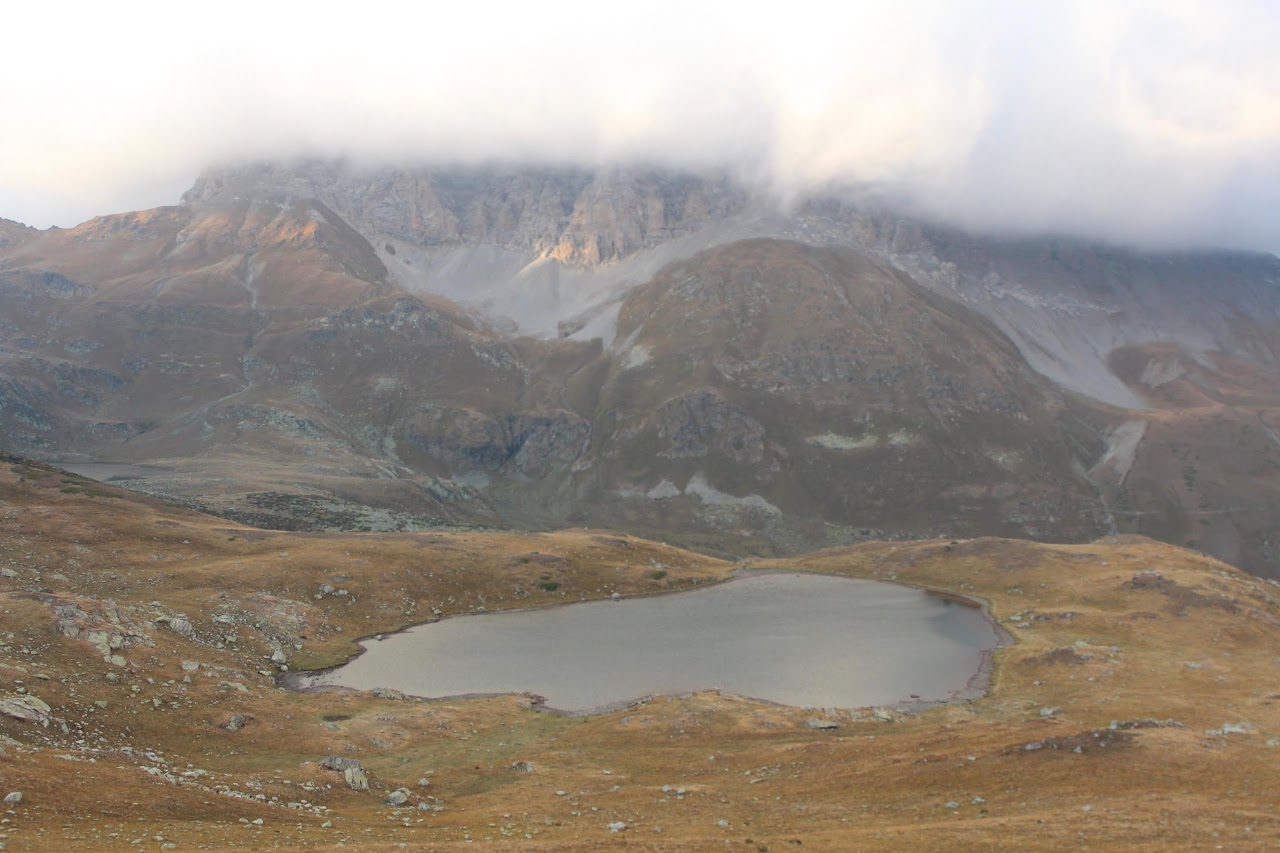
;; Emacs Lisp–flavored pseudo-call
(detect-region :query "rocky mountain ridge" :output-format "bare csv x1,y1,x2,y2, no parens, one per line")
4,162,1280,575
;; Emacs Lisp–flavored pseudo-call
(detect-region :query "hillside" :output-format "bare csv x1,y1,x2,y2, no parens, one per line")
3,457,1280,849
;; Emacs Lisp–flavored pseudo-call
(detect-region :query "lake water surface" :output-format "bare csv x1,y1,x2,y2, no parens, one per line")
292,572,1001,712
60,462,170,481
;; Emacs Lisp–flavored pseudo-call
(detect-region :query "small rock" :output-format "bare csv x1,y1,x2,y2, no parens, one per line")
607,821,627,832
716,818,730,828
1039,707,1058,718
386,789,410,806
417,777,431,787
610,593,621,601
3,792,21,805
270,650,288,665
945,801,960,809
181,661,200,673
224,714,249,732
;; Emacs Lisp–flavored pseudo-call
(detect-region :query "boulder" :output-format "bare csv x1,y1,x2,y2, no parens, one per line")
0,694,52,727
344,767,369,791
167,618,195,639
320,756,362,772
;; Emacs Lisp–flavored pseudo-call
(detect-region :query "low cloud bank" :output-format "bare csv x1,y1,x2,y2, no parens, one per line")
3,1,1277,251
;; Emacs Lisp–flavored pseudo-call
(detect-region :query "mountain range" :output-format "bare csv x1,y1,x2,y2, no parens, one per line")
3,161,1280,575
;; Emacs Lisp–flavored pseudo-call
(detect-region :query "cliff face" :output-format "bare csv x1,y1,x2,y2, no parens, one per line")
183,162,749,266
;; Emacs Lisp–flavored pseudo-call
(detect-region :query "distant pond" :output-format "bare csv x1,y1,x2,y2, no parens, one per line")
59,462,169,481
289,572,1002,713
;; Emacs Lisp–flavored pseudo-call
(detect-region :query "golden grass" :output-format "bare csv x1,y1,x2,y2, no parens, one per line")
2,459,1279,850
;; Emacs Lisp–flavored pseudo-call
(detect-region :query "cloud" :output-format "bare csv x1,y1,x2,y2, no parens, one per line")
2,0,1278,251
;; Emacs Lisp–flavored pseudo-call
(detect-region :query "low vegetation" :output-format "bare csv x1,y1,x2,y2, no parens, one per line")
2,457,1280,850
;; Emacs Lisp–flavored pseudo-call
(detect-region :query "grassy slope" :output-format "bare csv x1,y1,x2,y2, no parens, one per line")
1,456,1279,850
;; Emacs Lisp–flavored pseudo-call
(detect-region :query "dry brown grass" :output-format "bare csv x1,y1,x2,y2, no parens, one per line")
2,459,1280,850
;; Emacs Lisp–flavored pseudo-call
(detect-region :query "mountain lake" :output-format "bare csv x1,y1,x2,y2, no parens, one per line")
288,572,1003,712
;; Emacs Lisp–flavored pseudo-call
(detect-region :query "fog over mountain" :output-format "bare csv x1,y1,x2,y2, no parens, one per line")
5,1,1279,251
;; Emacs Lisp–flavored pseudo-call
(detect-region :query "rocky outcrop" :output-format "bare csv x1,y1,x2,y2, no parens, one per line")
404,407,589,477
653,391,766,463
35,593,154,665
0,269,92,300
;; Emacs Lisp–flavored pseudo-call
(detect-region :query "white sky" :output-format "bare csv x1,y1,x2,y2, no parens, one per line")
2,0,1278,251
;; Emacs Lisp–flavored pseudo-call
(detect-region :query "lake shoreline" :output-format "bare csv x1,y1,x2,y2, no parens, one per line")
283,569,1008,714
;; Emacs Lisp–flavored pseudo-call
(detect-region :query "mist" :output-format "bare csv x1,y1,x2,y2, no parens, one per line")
3,0,1278,251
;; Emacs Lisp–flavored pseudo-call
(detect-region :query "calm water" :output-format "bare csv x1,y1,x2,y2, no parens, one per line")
60,462,170,481
294,572,1000,712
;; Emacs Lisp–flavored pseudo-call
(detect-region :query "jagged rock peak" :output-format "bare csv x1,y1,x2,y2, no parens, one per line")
182,160,753,267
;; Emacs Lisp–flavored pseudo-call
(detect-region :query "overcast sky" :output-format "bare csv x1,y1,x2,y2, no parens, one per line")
2,0,1278,251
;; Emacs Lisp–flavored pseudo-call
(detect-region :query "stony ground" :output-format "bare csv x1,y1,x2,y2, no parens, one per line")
2,456,1280,850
